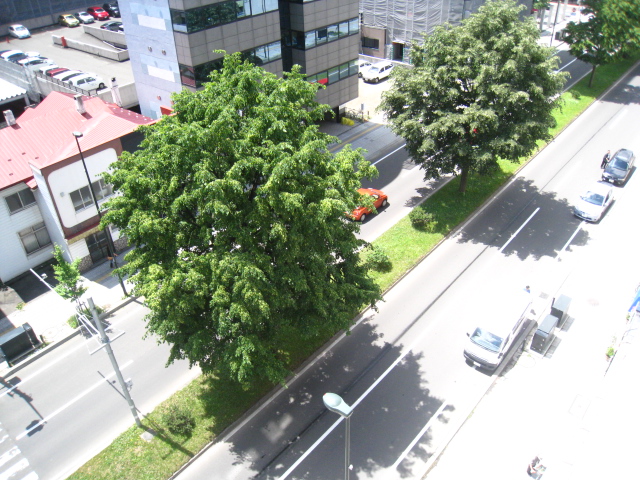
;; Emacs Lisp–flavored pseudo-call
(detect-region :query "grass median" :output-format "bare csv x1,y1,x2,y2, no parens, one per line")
69,54,639,480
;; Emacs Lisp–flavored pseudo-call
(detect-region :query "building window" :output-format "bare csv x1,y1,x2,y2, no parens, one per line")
171,0,277,33
362,37,380,50
5,189,36,214
308,59,358,86
284,18,359,50
19,222,51,255
69,179,113,212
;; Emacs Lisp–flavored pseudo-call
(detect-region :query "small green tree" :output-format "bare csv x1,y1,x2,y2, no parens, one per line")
52,245,87,302
564,0,640,87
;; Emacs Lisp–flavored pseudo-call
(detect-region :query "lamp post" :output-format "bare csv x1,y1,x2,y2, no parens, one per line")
323,392,354,480
72,131,128,297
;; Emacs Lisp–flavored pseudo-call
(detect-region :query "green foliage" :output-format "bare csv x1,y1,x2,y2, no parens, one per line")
68,316,78,329
362,245,392,272
408,208,436,231
68,305,105,329
564,0,640,87
16,302,25,310
52,245,87,301
103,52,381,386
380,0,567,194
161,406,196,437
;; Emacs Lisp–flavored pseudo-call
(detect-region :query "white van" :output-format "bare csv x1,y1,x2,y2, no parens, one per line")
362,61,394,83
464,290,532,371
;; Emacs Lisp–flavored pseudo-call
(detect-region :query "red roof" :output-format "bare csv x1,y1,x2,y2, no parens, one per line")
0,91,154,191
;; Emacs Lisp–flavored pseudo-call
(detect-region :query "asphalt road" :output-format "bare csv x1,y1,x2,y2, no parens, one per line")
0,302,200,480
174,61,640,479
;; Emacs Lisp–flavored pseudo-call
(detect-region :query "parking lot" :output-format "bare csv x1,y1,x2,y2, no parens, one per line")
1,23,134,87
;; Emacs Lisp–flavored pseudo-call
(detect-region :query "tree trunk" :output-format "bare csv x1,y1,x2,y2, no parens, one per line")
458,166,469,194
588,64,597,88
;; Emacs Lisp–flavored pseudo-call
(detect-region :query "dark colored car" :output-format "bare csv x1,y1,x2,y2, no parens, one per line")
102,2,120,18
602,148,635,186
87,6,110,20
100,20,123,32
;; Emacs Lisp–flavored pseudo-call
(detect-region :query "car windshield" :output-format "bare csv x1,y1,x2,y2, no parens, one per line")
582,192,604,205
16,26,27,31
369,67,380,73
470,328,503,353
610,158,628,170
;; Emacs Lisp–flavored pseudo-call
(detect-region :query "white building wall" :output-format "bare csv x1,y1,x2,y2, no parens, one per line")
46,148,119,230
0,183,53,282
31,167,68,259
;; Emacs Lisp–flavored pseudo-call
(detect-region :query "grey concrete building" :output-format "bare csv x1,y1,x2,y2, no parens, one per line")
120,0,360,119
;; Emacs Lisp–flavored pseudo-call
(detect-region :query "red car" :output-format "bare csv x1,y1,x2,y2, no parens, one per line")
87,6,110,20
351,188,388,222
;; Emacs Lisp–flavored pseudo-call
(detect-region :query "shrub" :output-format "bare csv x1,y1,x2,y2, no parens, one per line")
162,406,196,437
409,208,436,231
67,305,106,330
364,245,392,272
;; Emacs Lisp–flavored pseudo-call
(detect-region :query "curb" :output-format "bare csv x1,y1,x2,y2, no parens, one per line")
1,295,140,377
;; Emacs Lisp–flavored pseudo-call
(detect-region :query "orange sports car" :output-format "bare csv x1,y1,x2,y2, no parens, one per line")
351,188,388,221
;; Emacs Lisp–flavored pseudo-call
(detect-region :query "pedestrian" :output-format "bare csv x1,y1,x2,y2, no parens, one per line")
601,150,611,169
527,456,545,478
525,285,531,294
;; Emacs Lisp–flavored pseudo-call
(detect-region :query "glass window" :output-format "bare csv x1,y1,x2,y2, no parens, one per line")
19,222,51,255
339,62,349,79
237,0,250,17
69,179,113,212
327,24,338,42
5,189,36,214
349,17,359,35
362,37,379,50
328,66,340,84
338,21,349,38
316,27,327,44
266,41,282,61
250,0,265,15
307,73,318,83
291,30,304,49
348,59,358,76
264,0,278,12
305,31,316,49
316,70,328,85
170,9,187,33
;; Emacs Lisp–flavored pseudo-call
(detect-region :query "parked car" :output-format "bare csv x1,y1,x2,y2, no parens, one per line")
573,181,613,222
87,6,110,20
351,188,388,222
602,148,635,185
102,2,120,18
4,52,29,63
100,20,123,32
68,73,106,91
58,14,80,27
0,50,23,61
44,67,69,77
53,70,85,82
74,12,95,24
19,57,55,71
358,61,372,77
39,64,63,75
8,25,31,39
362,61,394,83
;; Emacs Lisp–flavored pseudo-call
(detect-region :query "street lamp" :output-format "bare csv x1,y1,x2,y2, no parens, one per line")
323,392,354,480
72,131,128,297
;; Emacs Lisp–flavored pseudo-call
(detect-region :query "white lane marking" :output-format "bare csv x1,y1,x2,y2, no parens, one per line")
557,222,584,262
498,208,540,253
557,58,577,72
15,360,133,441
0,307,142,399
277,319,439,479
18,472,39,480
0,458,29,480
391,402,449,469
371,144,406,166
0,446,21,468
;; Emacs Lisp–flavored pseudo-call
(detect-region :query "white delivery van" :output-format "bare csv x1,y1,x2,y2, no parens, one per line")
464,290,532,371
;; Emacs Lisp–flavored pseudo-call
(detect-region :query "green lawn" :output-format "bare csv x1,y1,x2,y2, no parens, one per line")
68,54,639,480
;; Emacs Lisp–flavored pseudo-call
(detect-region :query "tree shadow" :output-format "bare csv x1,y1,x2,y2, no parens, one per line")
455,176,591,261
194,319,449,479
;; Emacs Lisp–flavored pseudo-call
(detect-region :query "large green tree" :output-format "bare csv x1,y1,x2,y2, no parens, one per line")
380,0,567,194
52,244,87,302
564,0,640,87
103,53,381,385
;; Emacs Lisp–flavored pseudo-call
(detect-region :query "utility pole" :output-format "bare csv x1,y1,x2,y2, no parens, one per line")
87,297,142,427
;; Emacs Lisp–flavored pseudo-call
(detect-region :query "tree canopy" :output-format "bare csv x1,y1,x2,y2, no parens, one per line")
380,0,567,193
564,0,640,86
103,53,381,385
52,244,87,302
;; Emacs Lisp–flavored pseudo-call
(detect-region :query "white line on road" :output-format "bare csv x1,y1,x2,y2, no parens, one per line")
557,58,577,72
277,318,439,479
371,144,406,166
391,401,449,470
498,208,540,253
15,360,133,441
0,458,30,480
557,221,584,262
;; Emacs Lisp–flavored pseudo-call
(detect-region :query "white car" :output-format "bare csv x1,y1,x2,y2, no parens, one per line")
0,50,23,61
74,12,95,24
358,60,372,77
68,73,106,91
20,58,56,72
362,61,394,83
8,25,31,39
53,70,85,82
573,181,613,222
